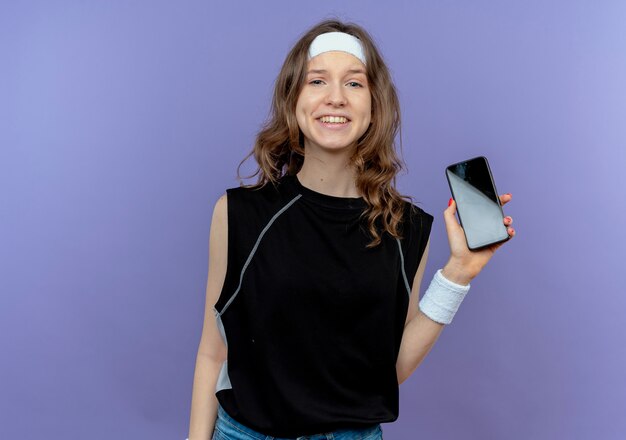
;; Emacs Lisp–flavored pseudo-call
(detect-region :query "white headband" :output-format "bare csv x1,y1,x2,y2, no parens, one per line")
308,32,366,65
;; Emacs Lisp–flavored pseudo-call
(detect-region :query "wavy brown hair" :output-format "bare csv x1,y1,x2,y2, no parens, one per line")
236,19,416,248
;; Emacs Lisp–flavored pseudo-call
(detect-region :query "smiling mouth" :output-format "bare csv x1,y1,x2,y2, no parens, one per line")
318,116,349,124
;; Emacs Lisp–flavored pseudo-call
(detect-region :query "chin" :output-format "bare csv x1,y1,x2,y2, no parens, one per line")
310,136,359,150
316,142,356,151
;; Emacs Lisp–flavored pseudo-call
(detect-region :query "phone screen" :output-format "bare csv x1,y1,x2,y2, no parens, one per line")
445,156,509,250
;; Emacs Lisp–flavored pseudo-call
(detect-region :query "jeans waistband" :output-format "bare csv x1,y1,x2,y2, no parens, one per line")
216,404,382,440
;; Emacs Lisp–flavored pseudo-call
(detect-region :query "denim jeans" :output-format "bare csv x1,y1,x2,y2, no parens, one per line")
212,404,383,440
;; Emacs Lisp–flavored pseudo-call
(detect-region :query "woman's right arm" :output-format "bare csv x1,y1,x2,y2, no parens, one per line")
188,193,229,440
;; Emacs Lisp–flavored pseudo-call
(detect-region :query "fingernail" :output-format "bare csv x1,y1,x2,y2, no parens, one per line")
448,198,453,207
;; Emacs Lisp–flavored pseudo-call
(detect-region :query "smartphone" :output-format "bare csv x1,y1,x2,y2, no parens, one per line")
445,156,510,250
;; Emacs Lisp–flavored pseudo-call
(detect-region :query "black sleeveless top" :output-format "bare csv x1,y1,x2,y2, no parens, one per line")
213,174,433,437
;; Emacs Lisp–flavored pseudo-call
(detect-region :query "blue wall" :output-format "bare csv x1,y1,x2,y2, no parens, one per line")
1,1,625,438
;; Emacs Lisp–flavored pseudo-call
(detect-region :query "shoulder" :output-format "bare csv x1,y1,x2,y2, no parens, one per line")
225,179,286,205
214,192,228,210
397,201,434,257
402,200,434,232
398,201,433,271
208,194,229,247
222,178,296,230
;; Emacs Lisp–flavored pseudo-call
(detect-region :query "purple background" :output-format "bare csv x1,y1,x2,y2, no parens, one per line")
1,1,625,439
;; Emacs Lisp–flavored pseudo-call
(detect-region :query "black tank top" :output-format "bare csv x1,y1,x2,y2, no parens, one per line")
213,173,433,437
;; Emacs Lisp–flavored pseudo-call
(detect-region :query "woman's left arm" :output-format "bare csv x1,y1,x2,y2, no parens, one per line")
396,194,515,384
396,236,445,384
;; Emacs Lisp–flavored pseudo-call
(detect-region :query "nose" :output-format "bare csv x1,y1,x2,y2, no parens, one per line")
325,83,347,107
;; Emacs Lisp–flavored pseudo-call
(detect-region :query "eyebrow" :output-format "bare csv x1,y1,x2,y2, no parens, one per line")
306,68,367,75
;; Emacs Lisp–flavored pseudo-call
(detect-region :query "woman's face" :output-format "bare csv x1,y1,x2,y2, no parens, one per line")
295,51,372,154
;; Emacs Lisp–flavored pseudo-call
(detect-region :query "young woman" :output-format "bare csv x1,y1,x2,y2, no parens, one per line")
188,19,515,440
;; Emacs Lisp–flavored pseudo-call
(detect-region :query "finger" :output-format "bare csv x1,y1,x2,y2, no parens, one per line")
489,227,516,253
504,216,513,226
499,193,512,205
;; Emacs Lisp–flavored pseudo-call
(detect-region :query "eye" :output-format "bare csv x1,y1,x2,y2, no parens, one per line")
347,81,363,88
309,79,325,85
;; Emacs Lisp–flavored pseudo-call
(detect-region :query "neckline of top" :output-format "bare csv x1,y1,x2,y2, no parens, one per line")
284,174,367,210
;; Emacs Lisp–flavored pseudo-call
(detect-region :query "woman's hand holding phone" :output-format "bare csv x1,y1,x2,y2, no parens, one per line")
441,194,515,286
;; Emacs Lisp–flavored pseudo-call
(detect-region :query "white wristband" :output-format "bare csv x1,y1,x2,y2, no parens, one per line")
419,269,470,325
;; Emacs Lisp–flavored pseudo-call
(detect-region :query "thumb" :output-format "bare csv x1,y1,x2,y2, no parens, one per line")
444,198,462,236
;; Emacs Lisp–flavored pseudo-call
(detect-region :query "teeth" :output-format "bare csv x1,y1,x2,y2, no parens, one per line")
320,116,348,124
